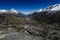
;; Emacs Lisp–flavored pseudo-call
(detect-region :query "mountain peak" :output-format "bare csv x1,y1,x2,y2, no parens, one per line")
0,8,19,14
35,4,60,12
10,8,18,14
0,9,7,13
51,4,60,11
44,4,60,11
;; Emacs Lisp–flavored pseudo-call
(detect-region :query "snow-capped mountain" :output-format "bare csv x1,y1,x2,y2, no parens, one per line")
0,8,26,18
0,8,19,14
0,9,7,13
10,8,18,14
44,4,60,11
37,4,60,12
29,4,60,24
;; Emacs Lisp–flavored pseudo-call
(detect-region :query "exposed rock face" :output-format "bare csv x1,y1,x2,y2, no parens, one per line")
0,32,44,40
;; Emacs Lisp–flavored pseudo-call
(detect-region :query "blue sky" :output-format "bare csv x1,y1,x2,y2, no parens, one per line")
0,0,60,14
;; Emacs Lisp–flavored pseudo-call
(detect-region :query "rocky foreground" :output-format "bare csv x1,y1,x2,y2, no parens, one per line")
0,24,60,40
0,32,44,40
0,13,60,40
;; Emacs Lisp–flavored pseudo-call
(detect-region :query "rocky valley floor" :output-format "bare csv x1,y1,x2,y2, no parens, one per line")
0,17,60,40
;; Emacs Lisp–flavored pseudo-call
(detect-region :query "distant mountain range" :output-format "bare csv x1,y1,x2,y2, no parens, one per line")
0,8,26,18
38,4,60,12
0,8,19,14
0,4,60,24
29,4,60,24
